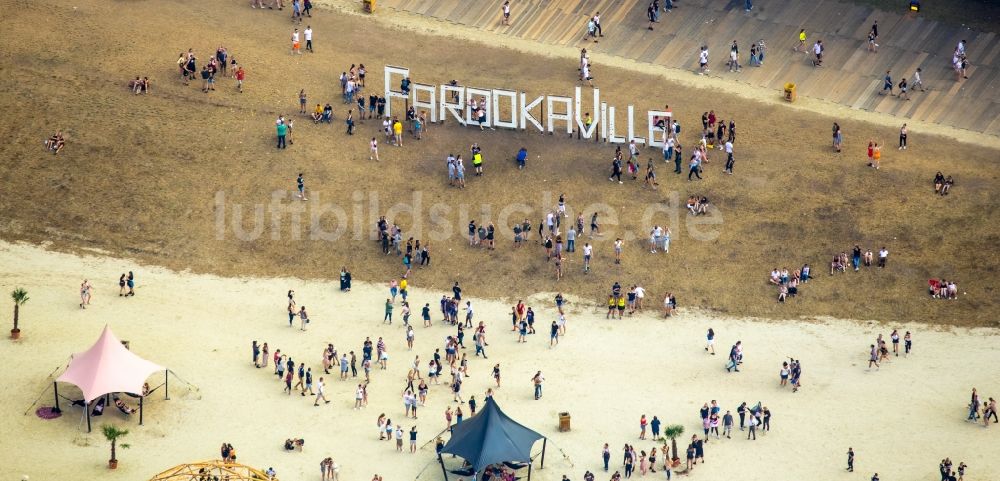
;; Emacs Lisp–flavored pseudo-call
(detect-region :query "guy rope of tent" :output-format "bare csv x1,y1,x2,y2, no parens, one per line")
148,460,277,481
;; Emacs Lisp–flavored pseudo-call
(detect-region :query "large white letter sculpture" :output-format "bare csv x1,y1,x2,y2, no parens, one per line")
520,93,544,131
465,88,493,129
411,83,437,123
492,89,518,129
646,110,670,149
574,87,601,139
384,65,410,119
440,84,465,125
546,96,573,135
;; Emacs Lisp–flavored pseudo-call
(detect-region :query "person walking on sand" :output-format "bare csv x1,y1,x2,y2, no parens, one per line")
846,447,854,472
125,271,135,296
725,341,742,372
501,1,511,26
705,328,715,354
370,137,379,161
531,371,544,400
868,344,880,370
80,279,93,308
287,292,297,327
314,377,330,405
118,273,127,296
299,305,310,330
294,362,305,392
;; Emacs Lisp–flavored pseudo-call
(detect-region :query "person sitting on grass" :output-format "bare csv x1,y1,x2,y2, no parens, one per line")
128,76,150,95
311,103,324,123
934,172,945,194
322,103,334,123
941,176,953,195
778,284,788,303
768,268,780,285
830,255,845,275
128,76,142,94
694,197,710,215
45,131,65,155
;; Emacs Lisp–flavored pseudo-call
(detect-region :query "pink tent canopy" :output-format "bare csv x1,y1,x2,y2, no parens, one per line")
56,325,164,403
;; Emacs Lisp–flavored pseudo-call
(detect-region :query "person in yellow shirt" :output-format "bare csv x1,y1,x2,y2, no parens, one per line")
617,296,626,319
400,277,409,302
797,29,806,52
393,118,403,146
312,103,323,123
606,295,615,319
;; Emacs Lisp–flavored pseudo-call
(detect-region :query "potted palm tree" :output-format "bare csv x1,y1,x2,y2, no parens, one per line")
10,288,28,340
102,424,130,469
663,424,684,465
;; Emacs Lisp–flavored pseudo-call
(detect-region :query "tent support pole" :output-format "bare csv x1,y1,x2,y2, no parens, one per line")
540,439,547,469
139,395,144,425
437,453,449,481
53,382,61,414
527,463,532,481
165,370,170,400
86,400,91,432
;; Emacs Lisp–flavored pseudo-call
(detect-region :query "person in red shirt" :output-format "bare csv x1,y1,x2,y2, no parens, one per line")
235,66,245,93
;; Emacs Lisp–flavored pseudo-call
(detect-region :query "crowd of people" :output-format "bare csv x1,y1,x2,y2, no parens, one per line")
181,4,990,480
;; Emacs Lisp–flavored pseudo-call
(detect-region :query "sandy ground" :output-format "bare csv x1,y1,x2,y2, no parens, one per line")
1,241,998,481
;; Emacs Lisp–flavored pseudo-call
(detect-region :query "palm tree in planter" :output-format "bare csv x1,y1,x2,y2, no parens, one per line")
663,424,684,465
101,424,131,469
10,288,29,340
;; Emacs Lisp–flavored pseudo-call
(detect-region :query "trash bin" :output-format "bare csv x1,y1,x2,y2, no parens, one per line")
783,82,796,102
558,412,571,432
363,0,376,13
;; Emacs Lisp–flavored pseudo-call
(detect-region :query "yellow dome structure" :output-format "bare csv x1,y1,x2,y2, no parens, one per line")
149,460,277,481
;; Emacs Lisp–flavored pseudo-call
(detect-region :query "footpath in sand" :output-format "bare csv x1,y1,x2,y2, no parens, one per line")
1,241,998,481
319,0,1000,149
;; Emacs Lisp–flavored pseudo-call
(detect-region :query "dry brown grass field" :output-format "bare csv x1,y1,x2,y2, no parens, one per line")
0,0,997,327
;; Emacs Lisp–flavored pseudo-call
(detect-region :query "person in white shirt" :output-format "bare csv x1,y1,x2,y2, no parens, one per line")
698,47,709,74
813,40,824,66
304,26,313,52
582,243,593,273
291,29,301,55
313,378,329,406
634,285,646,310
370,138,379,161
912,67,925,91
724,140,735,174
581,63,594,86
877,247,888,268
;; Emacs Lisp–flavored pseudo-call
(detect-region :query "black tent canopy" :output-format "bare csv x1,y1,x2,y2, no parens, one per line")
438,397,546,480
